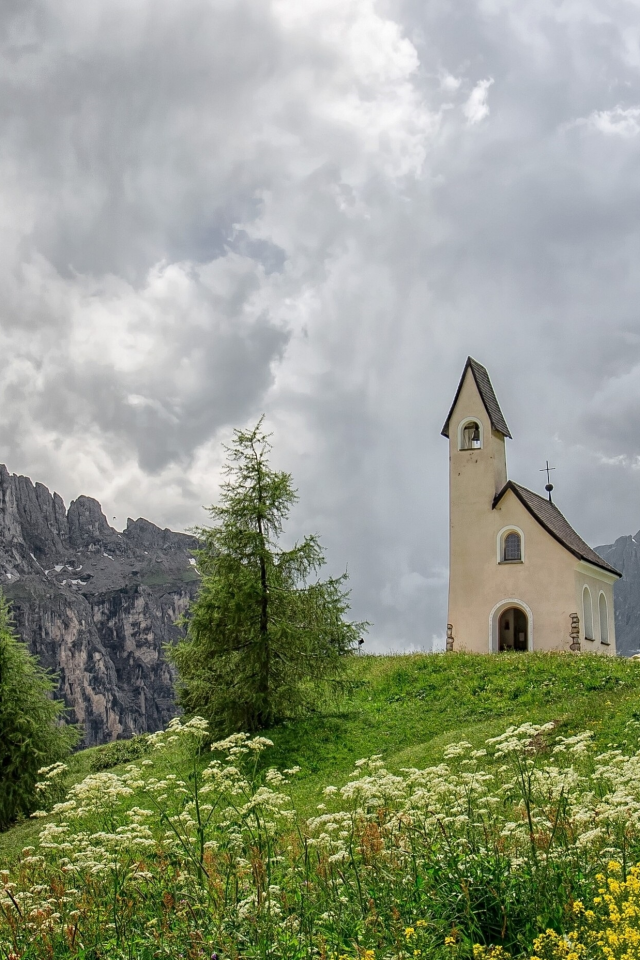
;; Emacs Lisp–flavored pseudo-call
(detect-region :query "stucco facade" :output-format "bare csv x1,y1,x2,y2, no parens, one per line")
444,359,620,654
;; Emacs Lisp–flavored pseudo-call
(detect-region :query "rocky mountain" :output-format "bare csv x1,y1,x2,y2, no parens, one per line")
0,465,200,746
596,534,640,657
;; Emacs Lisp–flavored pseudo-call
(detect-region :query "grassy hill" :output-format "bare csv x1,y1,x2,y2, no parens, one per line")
4,650,640,959
2,649,639,862
265,650,640,801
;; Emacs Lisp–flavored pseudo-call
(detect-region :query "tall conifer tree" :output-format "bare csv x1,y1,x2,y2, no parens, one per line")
170,418,366,733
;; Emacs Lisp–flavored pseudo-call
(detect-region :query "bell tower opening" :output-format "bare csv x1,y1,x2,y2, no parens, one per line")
461,419,482,450
498,607,528,651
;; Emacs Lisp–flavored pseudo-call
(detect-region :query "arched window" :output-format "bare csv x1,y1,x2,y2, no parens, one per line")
497,527,524,563
599,593,609,644
503,532,522,562
459,419,482,450
583,586,594,640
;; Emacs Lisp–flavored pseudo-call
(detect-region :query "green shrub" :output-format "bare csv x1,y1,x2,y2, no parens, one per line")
88,734,151,772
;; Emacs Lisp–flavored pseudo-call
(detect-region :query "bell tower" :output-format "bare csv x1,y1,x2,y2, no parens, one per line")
441,358,511,649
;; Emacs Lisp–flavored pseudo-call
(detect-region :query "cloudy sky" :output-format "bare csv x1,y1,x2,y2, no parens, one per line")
2,0,640,650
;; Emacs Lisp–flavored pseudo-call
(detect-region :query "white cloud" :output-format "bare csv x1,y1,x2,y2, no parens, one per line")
439,72,462,92
463,78,494,124
582,105,640,137
0,0,441,478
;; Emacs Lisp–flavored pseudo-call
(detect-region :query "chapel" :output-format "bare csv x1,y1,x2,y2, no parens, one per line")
442,357,621,654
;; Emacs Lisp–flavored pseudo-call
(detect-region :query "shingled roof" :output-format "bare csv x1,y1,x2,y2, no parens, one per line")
441,357,512,439
493,481,621,577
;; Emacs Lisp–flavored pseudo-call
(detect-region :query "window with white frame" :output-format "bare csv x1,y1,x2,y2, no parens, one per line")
599,592,609,644
498,527,523,563
583,585,594,640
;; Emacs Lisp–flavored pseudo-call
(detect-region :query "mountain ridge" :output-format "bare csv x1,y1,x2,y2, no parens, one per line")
0,464,199,746
596,532,640,656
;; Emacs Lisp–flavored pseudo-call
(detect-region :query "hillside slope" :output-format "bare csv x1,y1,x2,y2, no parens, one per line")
265,650,640,804
3,650,640,862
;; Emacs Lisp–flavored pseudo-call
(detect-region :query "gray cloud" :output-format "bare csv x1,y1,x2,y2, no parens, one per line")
1,0,640,649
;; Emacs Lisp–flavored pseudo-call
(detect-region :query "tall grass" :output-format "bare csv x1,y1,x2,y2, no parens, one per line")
3,716,640,960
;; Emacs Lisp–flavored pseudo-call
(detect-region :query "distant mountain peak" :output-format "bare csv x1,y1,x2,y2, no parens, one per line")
596,534,640,656
0,464,199,746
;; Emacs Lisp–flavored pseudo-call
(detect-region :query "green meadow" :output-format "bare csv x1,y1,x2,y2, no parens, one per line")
3,651,640,960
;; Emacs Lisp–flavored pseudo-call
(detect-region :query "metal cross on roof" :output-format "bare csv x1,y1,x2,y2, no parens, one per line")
540,460,556,502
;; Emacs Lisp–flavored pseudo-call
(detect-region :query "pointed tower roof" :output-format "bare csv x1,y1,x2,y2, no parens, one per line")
441,357,512,439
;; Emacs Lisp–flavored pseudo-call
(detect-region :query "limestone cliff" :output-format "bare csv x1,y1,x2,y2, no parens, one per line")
0,465,200,746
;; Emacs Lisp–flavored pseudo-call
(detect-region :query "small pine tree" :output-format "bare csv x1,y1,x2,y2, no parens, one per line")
170,418,367,734
0,591,79,829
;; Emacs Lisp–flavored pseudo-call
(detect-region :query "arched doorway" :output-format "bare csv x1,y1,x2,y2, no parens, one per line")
498,607,528,651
